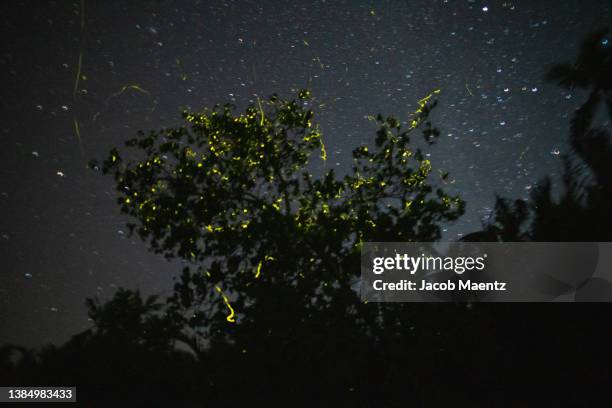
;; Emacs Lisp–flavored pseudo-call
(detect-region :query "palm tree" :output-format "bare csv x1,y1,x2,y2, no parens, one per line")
471,28,612,243
545,27,612,186
546,27,611,124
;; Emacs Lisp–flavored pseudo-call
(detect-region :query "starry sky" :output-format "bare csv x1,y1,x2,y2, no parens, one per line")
1,0,611,347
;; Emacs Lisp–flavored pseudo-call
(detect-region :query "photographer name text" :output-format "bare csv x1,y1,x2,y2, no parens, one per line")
372,279,507,292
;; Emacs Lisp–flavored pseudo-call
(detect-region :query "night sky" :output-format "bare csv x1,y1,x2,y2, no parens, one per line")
1,0,611,347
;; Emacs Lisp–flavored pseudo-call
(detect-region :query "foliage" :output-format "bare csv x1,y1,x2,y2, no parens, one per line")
468,27,612,242
94,89,463,354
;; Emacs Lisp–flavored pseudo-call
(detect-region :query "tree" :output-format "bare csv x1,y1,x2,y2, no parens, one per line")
0,289,202,407
91,89,476,403
98,90,461,335
462,30,612,396
466,27,612,243
545,26,612,210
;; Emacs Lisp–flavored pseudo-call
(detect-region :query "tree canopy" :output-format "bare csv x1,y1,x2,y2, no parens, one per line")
467,26,612,242
95,89,463,351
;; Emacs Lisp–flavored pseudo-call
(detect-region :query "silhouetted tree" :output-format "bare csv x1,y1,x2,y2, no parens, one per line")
88,89,484,404
0,289,202,407
97,90,460,335
2,89,489,406
461,30,612,403
467,27,612,243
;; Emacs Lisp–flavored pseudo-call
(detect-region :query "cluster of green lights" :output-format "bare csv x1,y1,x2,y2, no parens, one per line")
106,89,457,326
409,89,441,129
